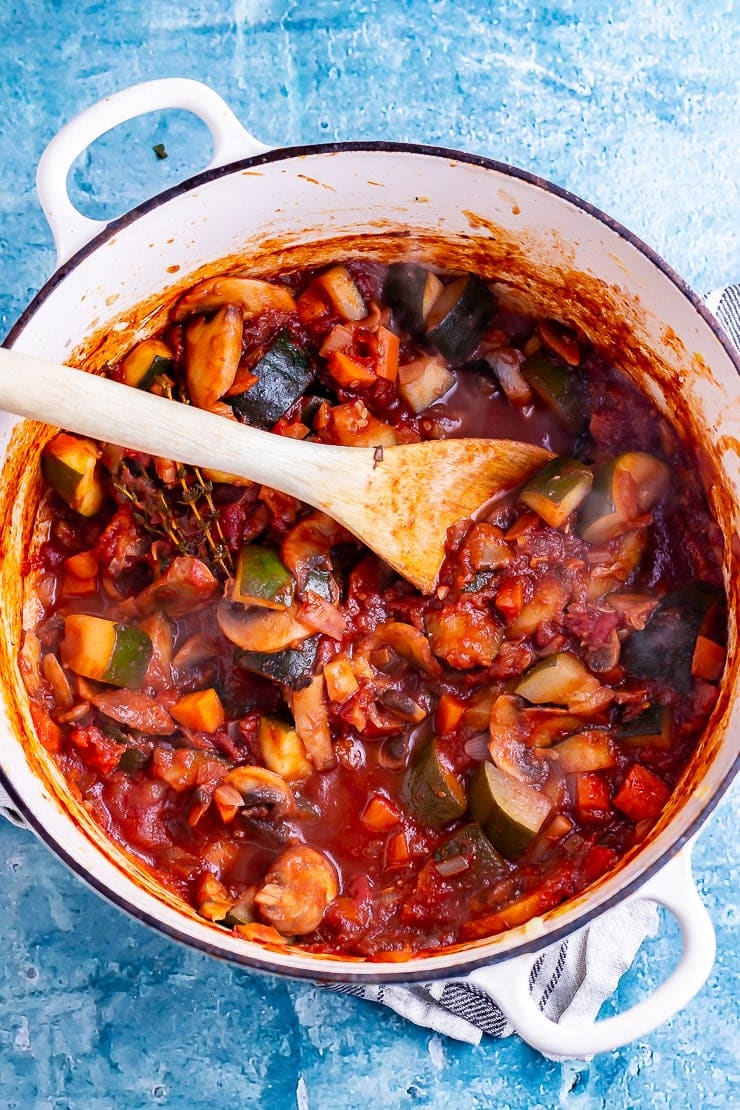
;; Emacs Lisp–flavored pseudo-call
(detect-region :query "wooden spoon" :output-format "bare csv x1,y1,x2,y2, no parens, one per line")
0,349,552,593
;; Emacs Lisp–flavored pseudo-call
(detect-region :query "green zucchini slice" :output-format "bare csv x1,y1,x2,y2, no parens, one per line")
232,545,295,610
235,636,320,688
228,331,315,429
383,263,443,336
470,762,552,861
433,822,509,883
577,452,670,544
521,351,586,434
425,274,496,363
120,339,174,390
41,433,105,517
61,614,152,689
520,456,594,528
514,652,606,710
553,729,616,772
618,705,673,749
403,737,467,828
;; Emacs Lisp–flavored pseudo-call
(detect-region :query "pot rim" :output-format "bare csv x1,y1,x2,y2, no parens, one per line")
1,138,738,982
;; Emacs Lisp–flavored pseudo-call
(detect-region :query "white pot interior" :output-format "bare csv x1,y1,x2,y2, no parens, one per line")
1,146,737,980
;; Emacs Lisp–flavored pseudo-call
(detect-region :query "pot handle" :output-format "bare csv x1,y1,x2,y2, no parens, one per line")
36,78,269,267
466,844,715,1057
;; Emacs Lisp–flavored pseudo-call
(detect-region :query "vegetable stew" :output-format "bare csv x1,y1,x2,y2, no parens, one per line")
21,259,726,956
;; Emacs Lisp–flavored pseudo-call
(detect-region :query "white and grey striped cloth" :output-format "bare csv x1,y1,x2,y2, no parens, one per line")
1,284,737,1050
325,897,660,1045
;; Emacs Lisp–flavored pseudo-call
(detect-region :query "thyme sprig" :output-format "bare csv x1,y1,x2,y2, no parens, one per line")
112,458,234,577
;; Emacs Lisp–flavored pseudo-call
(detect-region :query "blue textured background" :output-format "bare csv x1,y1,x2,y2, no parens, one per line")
0,2,738,1107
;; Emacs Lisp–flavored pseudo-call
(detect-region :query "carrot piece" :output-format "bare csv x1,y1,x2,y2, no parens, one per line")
613,764,671,821
574,772,611,819
495,577,525,620
273,417,311,440
171,688,226,733
361,793,401,833
691,635,725,682
327,350,377,388
296,286,331,325
384,828,411,870
64,551,98,578
436,692,466,734
375,326,399,381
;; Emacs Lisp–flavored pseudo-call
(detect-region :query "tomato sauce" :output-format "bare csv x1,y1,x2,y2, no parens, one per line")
22,259,726,956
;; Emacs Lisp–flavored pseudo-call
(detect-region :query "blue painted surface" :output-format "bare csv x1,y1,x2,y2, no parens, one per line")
0,2,738,1106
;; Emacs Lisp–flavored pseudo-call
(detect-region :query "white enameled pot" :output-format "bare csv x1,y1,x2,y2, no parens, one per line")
0,80,738,1057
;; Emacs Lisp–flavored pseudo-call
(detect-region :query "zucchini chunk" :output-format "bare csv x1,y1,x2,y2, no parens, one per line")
41,433,105,517
315,265,367,321
61,614,152,689
398,354,455,414
383,263,444,336
577,452,670,544
514,652,611,712
403,737,467,828
553,729,616,773
425,274,496,363
120,338,174,390
618,705,673,750
258,715,313,781
621,585,720,693
232,545,295,610
521,351,586,434
470,762,552,860
520,456,594,528
433,822,509,883
228,331,315,429
235,636,319,688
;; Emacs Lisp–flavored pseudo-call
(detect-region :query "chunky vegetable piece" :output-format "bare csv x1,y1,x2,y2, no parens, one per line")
120,338,174,390
228,331,315,428
42,433,104,516
232,545,295,610
404,738,467,828
577,452,670,543
520,456,593,528
24,257,726,956
471,762,552,860
61,615,152,689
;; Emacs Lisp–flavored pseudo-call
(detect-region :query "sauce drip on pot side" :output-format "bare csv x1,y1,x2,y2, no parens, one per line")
21,258,726,956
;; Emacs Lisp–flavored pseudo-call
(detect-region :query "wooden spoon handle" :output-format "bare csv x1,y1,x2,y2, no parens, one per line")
0,348,367,509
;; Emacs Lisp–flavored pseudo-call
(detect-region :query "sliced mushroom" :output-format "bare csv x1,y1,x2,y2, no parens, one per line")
90,690,176,735
185,304,243,411
216,599,313,653
354,621,443,679
223,765,296,820
290,674,335,772
255,844,339,935
173,276,296,321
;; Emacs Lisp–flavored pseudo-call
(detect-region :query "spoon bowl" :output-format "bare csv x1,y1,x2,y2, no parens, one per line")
0,348,552,592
